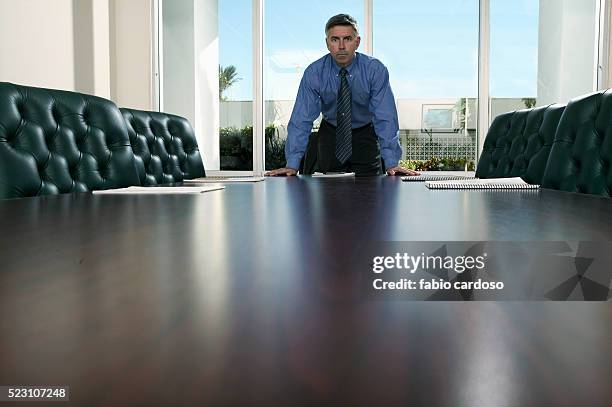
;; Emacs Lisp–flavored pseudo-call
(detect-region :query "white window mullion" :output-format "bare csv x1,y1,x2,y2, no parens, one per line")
152,0,161,112
477,0,490,160
252,0,265,175
364,0,373,55
606,0,612,88
596,0,609,90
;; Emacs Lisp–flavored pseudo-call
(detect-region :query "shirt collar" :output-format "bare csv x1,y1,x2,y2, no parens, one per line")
331,52,359,75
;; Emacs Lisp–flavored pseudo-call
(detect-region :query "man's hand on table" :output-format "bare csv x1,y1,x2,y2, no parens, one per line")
265,167,298,176
386,166,420,176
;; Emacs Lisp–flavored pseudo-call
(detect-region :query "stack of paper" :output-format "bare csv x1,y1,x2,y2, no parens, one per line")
184,176,265,183
312,172,355,178
402,171,475,182
93,185,225,194
425,177,539,190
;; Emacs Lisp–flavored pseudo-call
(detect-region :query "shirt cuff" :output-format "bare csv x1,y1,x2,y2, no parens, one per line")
382,156,399,170
381,145,401,170
286,155,302,171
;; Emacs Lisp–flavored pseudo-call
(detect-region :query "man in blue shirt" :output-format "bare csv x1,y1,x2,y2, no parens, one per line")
265,14,418,177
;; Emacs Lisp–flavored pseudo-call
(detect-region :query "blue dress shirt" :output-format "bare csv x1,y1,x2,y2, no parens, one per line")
285,52,402,170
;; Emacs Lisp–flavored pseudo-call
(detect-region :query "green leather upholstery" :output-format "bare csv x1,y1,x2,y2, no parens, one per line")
517,104,566,184
0,82,140,199
542,90,612,196
476,103,565,184
120,108,205,185
476,110,527,178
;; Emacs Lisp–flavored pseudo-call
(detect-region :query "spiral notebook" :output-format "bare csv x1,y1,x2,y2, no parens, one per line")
425,177,540,190
402,173,475,182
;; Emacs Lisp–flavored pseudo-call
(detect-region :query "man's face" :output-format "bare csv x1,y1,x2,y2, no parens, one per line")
326,25,361,67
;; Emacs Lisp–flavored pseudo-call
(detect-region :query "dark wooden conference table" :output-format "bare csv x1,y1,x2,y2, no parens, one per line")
1,176,612,406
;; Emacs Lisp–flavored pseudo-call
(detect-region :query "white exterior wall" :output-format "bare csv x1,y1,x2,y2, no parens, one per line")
220,98,487,134
491,98,533,120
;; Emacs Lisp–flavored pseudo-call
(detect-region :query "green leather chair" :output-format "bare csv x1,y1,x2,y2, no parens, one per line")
476,103,565,184
0,82,140,199
542,90,612,196
476,109,528,178
120,108,205,185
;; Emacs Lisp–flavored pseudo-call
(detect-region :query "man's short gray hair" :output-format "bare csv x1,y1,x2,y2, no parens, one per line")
325,14,359,35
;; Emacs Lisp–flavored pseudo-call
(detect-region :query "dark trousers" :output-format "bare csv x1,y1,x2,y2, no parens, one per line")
301,120,384,176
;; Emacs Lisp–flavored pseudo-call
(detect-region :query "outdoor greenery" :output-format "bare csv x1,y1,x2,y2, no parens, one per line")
219,65,241,101
219,124,285,170
400,157,475,171
454,98,468,133
265,126,286,170
522,98,536,108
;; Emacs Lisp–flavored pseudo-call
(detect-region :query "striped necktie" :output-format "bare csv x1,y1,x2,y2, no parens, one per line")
335,68,352,164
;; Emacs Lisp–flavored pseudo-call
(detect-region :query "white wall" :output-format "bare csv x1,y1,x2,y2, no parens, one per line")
163,0,218,171
538,0,598,105
74,0,111,98
0,0,76,90
194,0,220,171
162,0,195,121
92,0,111,98
0,0,155,106
110,0,155,109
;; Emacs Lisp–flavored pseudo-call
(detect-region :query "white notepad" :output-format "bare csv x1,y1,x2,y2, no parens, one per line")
402,173,475,182
312,172,355,178
93,185,225,194
183,176,265,183
425,177,540,190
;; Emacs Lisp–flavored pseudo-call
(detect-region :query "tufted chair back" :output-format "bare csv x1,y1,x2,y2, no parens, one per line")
541,90,612,196
476,103,565,184
120,108,205,185
0,82,140,199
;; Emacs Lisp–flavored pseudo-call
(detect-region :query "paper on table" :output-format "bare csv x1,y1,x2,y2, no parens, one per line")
402,171,475,182
425,177,539,189
93,185,225,194
312,172,355,178
183,176,265,183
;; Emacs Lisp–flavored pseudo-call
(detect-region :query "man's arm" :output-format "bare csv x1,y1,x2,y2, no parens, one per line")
367,62,417,175
266,71,321,176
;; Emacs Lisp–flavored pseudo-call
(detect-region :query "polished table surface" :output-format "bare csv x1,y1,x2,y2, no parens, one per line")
1,177,612,406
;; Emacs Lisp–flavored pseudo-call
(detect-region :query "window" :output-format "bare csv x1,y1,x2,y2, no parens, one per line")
490,0,599,121
373,0,479,170
162,0,253,172
218,0,254,171
159,0,605,173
